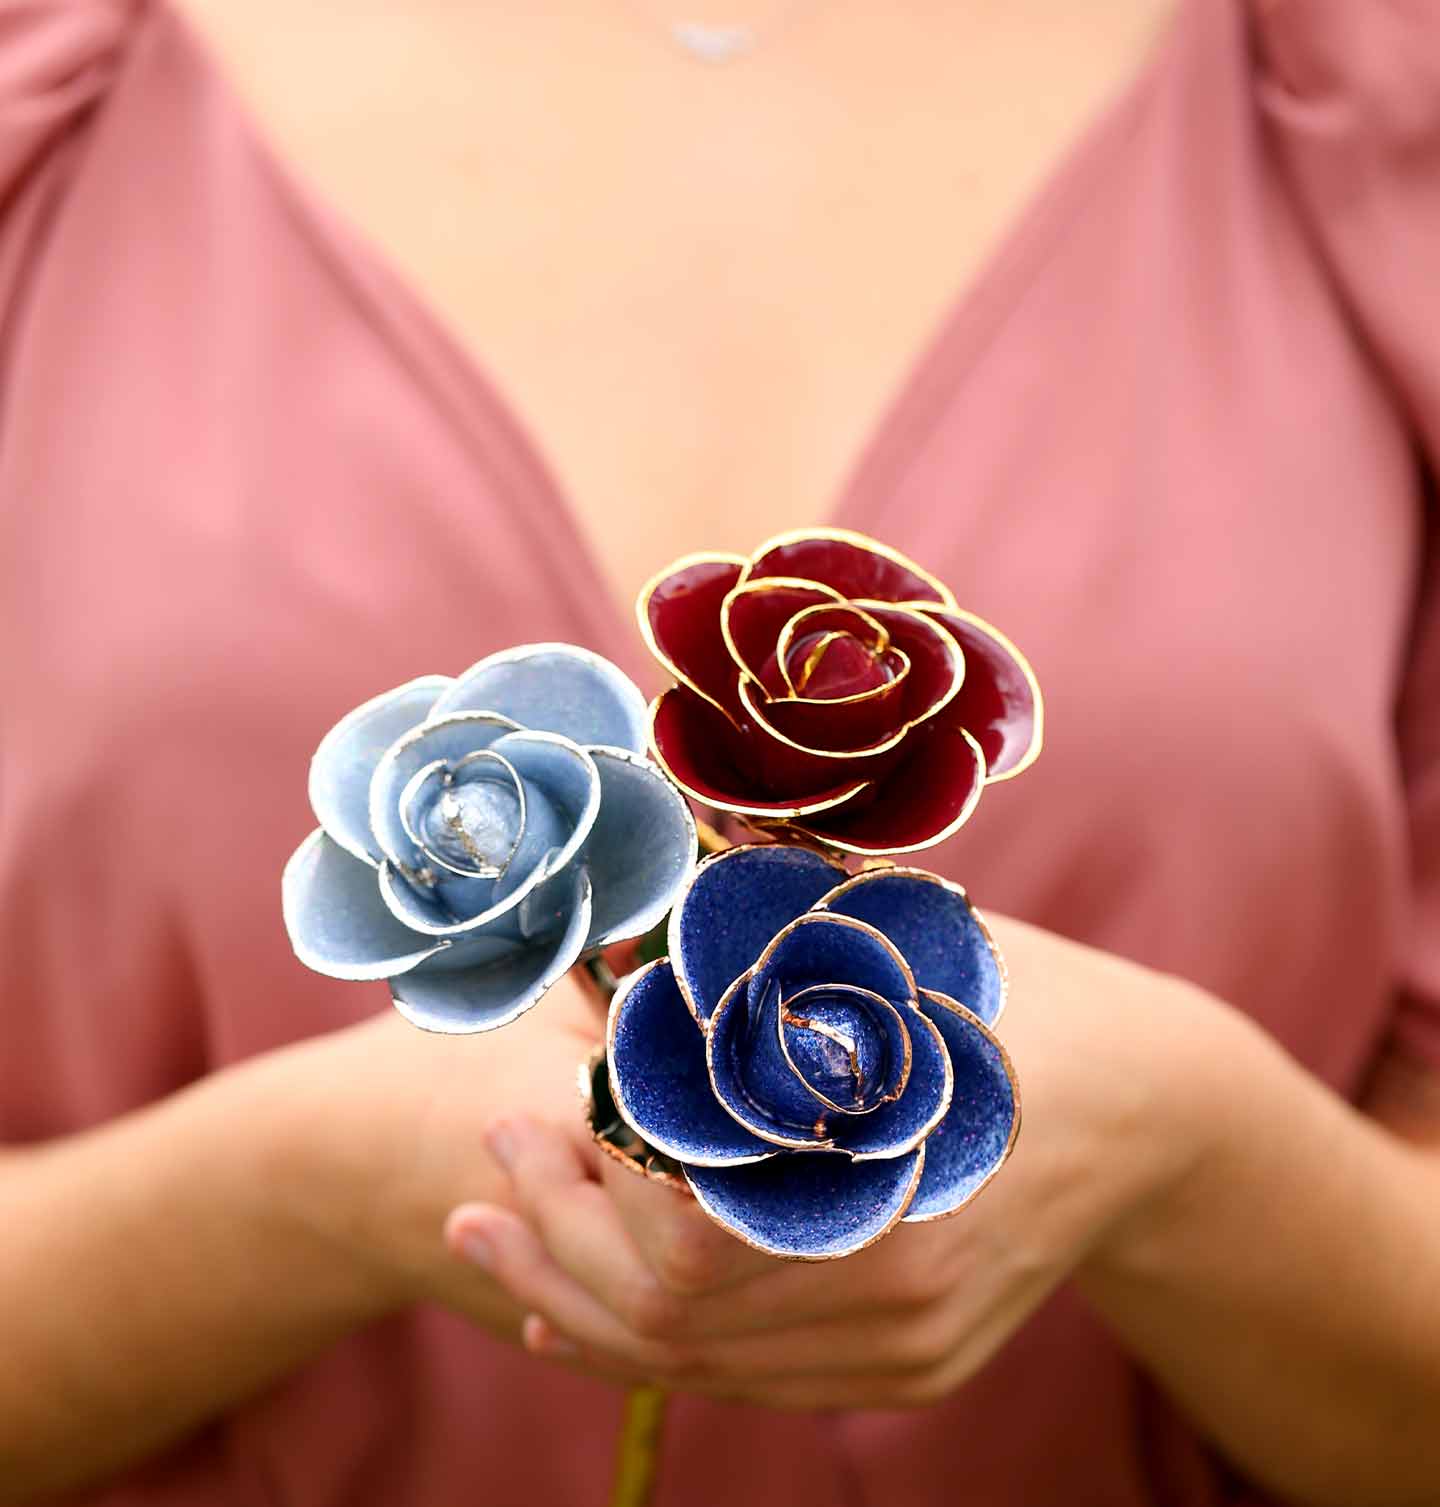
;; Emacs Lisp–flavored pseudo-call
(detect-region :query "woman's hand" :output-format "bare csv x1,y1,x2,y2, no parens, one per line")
448,916,1231,1408
270,972,613,1342
0,973,615,1500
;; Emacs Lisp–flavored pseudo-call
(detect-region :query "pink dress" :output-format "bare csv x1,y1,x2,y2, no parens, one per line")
3,0,1438,1501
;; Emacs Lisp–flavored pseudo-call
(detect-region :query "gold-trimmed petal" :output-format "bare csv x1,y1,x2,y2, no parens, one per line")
705,969,838,1151
791,726,988,857
773,602,906,704
741,526,958,609
813,864,1010,1026
912,603,1044,782
738,676,912,761
683,1144,927,1263
635,551,747,724
851,599,967,727
648,689,871,819
899,989,1021,1224
774,982,914,1117
846,1003,952,1163
720,576,845,687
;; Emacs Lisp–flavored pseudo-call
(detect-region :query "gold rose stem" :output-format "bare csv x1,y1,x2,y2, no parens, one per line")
591,819,734,1507
608,1383,669,1507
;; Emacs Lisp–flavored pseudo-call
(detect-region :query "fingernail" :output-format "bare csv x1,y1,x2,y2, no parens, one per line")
523,1313,577,1357
458,1232,493,1270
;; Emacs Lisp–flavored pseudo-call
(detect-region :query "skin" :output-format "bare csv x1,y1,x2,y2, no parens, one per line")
2,0,1439,1501
459,924,1440,1506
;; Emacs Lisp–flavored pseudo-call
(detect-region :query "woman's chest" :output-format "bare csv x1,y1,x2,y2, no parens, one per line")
170,0,1176,607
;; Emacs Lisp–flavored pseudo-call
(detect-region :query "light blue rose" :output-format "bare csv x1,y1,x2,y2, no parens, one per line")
283,644,696,1032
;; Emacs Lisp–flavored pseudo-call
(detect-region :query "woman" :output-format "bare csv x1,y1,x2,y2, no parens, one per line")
1,0,1438,1502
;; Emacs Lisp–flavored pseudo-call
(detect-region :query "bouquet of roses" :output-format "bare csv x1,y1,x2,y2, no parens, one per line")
282,527,1040,1496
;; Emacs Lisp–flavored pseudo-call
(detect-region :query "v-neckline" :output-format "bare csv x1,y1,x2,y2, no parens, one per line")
163,0,1178,658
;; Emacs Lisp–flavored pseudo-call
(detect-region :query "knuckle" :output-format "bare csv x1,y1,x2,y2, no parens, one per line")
652,1226,725,1296
622,1279,685,1339
894,1364,952,1410
891,1315,947,1371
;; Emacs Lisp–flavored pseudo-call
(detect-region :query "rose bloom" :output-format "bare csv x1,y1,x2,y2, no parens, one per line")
639,529,1042,854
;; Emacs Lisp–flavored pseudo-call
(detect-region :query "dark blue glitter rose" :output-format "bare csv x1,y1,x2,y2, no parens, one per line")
605,844,1018,1259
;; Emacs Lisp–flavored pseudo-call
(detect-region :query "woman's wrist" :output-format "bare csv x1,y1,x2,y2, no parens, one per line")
1072,972,1251,1284
199,1023,412,1324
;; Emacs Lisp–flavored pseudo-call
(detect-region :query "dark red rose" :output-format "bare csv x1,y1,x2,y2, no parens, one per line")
638,529,1042,855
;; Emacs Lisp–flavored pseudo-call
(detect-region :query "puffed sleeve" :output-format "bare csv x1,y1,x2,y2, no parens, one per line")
1251,1,1440,1063
0,1,134,305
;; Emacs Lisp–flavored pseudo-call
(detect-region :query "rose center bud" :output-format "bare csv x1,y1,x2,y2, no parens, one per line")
420,777,523,879
784,631,894,701
779,984,896,1113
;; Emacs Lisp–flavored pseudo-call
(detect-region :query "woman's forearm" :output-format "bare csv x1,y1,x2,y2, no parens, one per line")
0,1025,415,1501
1078,1002,1440,1506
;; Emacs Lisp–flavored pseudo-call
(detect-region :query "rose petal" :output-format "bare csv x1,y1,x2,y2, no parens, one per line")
684,1146,925,1260
739,679,908,775
607,960,775,1166
282,829,449,980
856,603,965,730
650,687,869,818
830,1003,952,1161
721,578,844,687
756,682,908,756
670,844,846,1021
777,983,912,1114
816,868,1007,1025
775,605,895,699
308,676,451,866
707,969,835,1148
369,712,522,874
915,607,1042,780
748,912,914,1013
375,732,595,939
580,747,697,952
900,990,1019,1222
389,867,593,1033
427,644,648,754
796,726,986,856
637,554,747,718
746,528,955,606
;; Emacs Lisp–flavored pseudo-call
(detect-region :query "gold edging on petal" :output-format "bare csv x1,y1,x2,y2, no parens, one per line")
851,599,968,721
899,988,1022,1223
847,1002,953,1163
787,726,989,857
773,602,908,704
774,983,914,1118
603,962,776,1169
634,551,748,724
749,910,919,1003
580,1046,693,1190
912,603,1045,782
739,602,967,764
719,576,847,685
665,842,849,1025
704,969,838,1151
740,526,959,610
811,864,1010,1027
647,693,871,819
683,1143,927,1263
738,677,912,762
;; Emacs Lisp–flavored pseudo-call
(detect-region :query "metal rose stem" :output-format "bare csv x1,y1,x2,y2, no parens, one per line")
579,950,670,1507
578,818,732,1507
